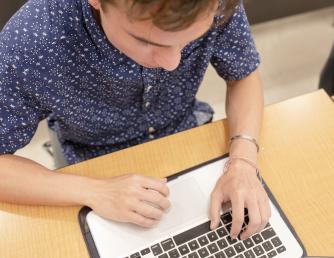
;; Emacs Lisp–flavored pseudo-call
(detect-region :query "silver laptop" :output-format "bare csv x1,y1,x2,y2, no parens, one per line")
79,156,305,258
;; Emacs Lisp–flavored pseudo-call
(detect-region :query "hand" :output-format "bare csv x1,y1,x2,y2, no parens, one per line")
86,174,171,228
209,159,271,240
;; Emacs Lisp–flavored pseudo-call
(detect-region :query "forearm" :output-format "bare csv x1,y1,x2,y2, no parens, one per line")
0,154,93,206
225,69,264,162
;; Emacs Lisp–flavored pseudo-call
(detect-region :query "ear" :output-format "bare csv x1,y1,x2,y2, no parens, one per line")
88,0,102,10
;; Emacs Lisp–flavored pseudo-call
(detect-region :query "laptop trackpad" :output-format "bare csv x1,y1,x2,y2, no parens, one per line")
158,177,208,233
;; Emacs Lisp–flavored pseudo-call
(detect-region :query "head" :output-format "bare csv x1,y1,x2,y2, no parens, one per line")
88,0,239,71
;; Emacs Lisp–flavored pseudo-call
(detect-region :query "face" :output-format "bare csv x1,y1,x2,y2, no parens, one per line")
88,0,215,71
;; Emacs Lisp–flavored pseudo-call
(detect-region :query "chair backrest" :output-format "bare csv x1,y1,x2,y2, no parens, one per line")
0,0,27,30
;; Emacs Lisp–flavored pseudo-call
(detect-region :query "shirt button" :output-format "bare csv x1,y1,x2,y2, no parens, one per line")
146,85,153,92
148,127,155,133
145,102,150,108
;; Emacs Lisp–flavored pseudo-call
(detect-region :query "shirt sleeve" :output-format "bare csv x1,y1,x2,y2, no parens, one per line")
0,26,47,155
210,4,260,81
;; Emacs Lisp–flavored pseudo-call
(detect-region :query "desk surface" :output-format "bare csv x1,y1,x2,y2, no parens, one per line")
0,90,333,258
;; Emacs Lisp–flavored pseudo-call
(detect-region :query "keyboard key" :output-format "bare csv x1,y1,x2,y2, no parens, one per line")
224,247,236,258
198,247,210,258
130,253,140,258
221,213,232,225
207,232,218,242
244,250,255,258
237,228,245,240
267,250,277,258
217,239,228,250
253,246,265,256
262,241,274,252
173,221,211,245
188,252,200,258
244,216,249,225
158,254,168,258
198,236,209,246
179,244,190,255
214,251,226,258
277,245,286,253
161,238,175,251
225,224,232,233
265,223,270,228
261,228,276,240
207,243,219,254
267,250,277,257
235,255,244,258
233,243,245,253
243,238,254,249
189,240,200,251
140,248,150,255
151,243,163,256
271,237,282,247
226,236,238,245
168,248,180,258
259,256,267,258
252,234,263,244
216,227,228,238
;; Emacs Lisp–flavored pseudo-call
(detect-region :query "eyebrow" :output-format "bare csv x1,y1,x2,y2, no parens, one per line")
128,32,172,48
127,20,215,48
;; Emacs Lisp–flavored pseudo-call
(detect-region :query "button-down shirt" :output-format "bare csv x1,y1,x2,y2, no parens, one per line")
0,0,260,165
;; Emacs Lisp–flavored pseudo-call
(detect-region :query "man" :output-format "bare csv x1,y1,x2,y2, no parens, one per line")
0,0,270,240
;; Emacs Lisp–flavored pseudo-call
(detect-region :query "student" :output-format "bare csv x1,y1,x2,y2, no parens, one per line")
0,0,270,240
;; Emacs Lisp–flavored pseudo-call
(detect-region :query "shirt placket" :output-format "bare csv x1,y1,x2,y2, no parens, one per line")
141,68,158,139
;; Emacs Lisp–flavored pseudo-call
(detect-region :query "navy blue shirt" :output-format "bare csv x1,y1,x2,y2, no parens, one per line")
0,0,260,165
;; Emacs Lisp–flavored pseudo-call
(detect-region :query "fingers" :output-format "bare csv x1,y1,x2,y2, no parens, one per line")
230,194,244,239
209,189,224,230
257,195,271,232
139,176,169,197
240,197,261,240
128,211,159,228
140,188,171,211
133,200,165,220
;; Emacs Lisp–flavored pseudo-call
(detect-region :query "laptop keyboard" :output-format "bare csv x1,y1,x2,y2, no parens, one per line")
126,210,287,258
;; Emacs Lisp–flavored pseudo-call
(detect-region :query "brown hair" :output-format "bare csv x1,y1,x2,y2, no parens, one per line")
100,0,241,31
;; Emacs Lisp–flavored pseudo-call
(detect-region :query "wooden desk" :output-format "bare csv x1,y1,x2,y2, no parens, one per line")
0,90,333,258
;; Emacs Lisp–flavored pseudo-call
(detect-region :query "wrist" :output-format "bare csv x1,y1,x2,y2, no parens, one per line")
227,158,257,176
224,156,263,184
77,177,101,207
229,140,258,162
47,172,98,206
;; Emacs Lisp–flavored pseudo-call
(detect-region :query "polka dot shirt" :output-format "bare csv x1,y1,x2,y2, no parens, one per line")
0,0,260,165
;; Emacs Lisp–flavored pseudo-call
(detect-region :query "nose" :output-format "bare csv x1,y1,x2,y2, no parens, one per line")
153,46,181,71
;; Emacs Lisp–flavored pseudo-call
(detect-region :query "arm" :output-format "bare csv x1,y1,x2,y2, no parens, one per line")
226,68,263,162
0,154,170,227
0,154,91,206
210,69,271,240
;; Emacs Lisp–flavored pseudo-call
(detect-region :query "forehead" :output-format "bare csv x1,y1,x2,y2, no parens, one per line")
107,3,215,46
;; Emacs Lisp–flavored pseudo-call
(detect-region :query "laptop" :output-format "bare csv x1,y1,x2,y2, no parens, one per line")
79,155,306,258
